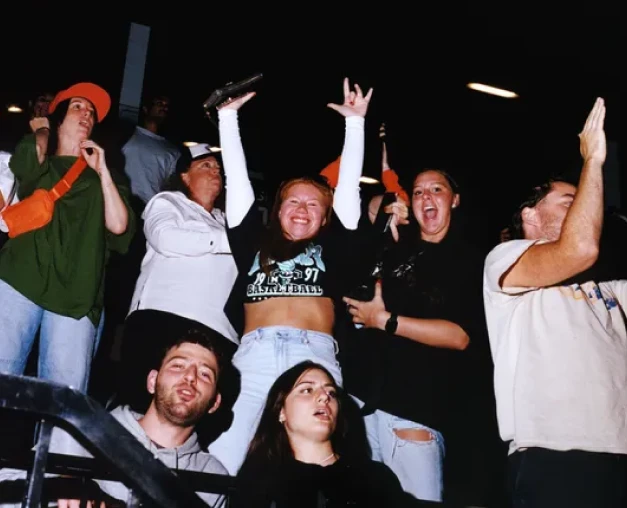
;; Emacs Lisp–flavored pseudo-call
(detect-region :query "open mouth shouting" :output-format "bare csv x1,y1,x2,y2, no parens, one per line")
175,384,197,403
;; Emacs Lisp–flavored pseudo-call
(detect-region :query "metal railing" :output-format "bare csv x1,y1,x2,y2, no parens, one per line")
0,373,235,507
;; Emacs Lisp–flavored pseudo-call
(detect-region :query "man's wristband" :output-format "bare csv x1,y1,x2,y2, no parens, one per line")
385,313,398,334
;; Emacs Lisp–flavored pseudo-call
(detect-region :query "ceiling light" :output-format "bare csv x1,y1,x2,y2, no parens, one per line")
183,141,197,147
360,176,380,184
7,104,23,113
467,82,518,99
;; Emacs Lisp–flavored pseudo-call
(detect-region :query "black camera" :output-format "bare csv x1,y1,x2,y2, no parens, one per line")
345,281,376,302
202,72,263,111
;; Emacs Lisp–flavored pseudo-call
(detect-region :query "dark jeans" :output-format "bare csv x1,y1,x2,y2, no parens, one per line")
508,447,627,507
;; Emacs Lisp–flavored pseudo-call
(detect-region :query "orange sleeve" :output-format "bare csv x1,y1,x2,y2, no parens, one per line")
319,156,341,188
321,158,409,203
382,169,409,203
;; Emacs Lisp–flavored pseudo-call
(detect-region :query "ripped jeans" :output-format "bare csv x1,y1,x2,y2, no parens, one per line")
360,404,445,502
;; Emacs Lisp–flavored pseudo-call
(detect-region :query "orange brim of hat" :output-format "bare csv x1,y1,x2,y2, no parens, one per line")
48,82,111,122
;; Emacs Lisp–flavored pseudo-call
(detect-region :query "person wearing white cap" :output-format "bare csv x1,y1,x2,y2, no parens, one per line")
119,143,239,414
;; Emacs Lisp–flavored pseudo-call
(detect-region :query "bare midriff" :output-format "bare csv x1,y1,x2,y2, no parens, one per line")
243,296,335,335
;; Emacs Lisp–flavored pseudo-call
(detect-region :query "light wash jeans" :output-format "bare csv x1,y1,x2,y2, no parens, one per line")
209,325,342,474
357,398,445,503
0,278,99,455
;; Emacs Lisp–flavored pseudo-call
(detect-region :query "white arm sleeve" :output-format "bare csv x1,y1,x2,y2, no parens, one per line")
218,108,255,227
332,116,365,230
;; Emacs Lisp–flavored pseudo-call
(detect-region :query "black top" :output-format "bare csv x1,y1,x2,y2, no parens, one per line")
340,217,502,505
231,455,424,507
342,219,489,429
225,206,359,337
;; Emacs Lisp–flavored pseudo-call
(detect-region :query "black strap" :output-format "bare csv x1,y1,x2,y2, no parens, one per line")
317,490,326,507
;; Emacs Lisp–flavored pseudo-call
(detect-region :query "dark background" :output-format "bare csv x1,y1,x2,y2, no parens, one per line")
0,13,623,505
0,13,623,250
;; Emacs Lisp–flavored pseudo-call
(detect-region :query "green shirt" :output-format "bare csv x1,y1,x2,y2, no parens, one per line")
0,134,136,326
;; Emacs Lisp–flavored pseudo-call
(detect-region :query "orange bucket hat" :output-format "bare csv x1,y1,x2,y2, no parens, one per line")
48,82,111,122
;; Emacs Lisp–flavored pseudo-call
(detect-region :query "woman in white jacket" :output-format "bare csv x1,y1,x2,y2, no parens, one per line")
120,143,238,412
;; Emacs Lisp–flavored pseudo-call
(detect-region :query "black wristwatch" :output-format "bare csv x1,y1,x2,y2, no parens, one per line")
385,313,398,334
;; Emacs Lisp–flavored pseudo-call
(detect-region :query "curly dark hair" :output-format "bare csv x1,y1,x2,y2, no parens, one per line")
154,327,229,379
507,176,573,240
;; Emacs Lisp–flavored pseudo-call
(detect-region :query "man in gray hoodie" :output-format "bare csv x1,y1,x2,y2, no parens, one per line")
60,328,230,507
1,328,230,507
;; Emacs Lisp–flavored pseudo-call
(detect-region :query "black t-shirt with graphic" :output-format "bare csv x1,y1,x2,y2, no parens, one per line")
225,206,359,337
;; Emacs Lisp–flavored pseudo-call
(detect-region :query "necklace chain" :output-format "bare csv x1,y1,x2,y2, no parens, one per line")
319,452,336,465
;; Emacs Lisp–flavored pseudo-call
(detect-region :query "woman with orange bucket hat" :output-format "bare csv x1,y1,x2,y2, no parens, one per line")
0,83,135,433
